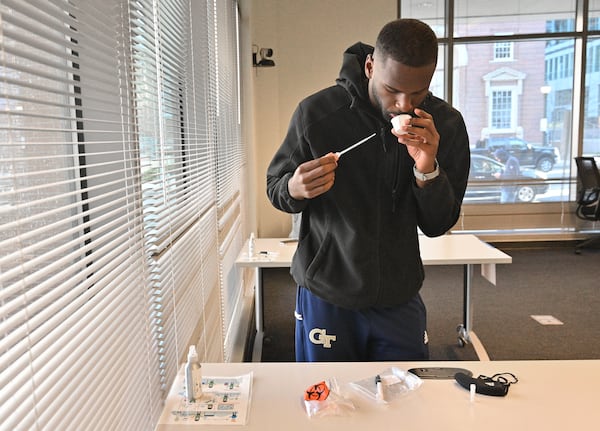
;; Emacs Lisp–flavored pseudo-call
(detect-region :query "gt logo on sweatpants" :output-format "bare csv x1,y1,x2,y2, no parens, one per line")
309,328,337,348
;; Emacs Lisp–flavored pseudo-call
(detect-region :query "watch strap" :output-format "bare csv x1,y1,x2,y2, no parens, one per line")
413,159,439,181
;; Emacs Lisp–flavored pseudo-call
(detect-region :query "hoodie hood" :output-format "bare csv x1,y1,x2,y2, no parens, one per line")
335,42,373,106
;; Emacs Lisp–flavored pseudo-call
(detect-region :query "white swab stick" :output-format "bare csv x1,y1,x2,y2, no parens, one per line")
375,375,385,402
335,132,377,158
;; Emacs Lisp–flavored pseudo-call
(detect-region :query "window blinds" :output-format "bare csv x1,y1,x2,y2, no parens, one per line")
213,0,245,358
0,1,159,429
0,0,244,429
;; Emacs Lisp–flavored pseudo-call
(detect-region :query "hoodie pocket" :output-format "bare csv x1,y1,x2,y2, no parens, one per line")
304,232,332,282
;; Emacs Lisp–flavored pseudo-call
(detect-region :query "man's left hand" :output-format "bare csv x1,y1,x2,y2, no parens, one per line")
391,108,439,174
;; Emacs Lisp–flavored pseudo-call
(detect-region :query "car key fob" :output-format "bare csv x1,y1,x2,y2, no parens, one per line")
454,372,510,396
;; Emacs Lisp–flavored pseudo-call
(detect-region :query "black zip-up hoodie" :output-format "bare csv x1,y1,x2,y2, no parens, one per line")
266,42,470,309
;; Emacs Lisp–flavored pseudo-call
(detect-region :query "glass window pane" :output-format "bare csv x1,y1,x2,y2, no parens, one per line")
400,0,446,38
589,0,600,30
430,45,445,99
453,40,572,203
583,37,600,155
454,1,576,37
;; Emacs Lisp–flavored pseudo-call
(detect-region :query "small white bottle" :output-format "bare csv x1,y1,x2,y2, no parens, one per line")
248,232,255,257
184,345,202,402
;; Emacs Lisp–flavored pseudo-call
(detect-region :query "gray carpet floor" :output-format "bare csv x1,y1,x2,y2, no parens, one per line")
259,242,600,362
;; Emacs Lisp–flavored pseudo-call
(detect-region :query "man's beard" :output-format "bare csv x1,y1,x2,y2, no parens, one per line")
369,85,391,123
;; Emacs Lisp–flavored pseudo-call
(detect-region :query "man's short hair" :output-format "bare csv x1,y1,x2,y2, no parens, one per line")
375,19,438,67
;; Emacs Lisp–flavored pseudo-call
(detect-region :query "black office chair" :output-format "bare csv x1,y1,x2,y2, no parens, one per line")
574,156,600,254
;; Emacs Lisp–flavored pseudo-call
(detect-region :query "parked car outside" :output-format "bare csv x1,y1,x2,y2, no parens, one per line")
472,137,557,172
465,154,549,203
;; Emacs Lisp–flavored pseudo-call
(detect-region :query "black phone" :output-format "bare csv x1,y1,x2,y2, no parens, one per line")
408,367,473,379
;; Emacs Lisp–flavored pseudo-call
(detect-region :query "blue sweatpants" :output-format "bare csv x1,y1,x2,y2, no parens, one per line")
294,286,429,362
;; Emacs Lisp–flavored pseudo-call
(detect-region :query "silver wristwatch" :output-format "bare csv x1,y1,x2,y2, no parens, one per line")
413,159,439,181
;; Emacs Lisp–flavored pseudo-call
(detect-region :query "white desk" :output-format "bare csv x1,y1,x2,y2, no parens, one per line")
156,360,600,431
236,234,511,361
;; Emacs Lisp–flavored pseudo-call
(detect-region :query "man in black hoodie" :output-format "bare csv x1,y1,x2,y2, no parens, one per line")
266,19,470,361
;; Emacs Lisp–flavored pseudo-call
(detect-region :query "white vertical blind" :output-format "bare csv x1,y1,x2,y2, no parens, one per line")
0,0,245,429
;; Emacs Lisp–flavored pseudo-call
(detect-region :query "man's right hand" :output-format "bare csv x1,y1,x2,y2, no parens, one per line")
287,152,338,200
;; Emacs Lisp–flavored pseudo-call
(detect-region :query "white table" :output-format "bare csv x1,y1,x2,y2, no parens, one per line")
235,234,511,361
156,360,600,431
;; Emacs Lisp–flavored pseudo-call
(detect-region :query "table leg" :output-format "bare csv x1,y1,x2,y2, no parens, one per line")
457,263,491,361
252,267,264,362
254,267,264,334
457,264,473,346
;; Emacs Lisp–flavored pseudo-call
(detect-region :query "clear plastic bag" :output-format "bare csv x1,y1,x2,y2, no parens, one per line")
349,367,422,404
302,378,356,418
